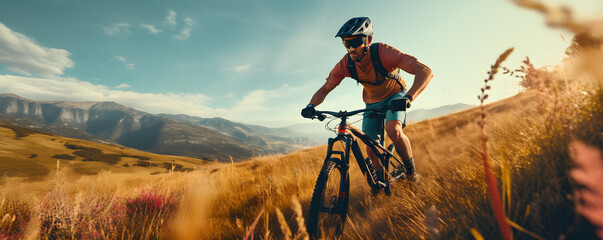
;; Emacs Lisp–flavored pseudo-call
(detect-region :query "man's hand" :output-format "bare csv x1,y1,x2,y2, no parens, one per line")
301,104,316,118
391,95,412,112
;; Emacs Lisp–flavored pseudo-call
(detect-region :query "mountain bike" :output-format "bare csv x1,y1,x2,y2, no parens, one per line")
306,100,408,239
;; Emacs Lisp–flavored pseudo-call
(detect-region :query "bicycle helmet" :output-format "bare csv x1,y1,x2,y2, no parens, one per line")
335,17,373,38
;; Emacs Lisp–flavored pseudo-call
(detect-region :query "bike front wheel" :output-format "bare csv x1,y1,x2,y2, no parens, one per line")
307,158,349,239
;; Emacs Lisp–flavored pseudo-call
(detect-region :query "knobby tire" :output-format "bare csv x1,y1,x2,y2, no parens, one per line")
307,158,349,239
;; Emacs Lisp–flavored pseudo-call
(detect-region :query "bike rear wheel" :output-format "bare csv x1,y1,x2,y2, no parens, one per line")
307,158,350,239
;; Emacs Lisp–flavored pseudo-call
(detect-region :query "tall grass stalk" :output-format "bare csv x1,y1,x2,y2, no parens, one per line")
243,208,264,240
276,208,292,240
291,196,309,240
470,228,485,240
478,47,514,240
505,218,546,240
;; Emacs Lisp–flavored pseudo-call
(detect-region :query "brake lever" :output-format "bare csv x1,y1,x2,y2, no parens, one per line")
317,114,326,121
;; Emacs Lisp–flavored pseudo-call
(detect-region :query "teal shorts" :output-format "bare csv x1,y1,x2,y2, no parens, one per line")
361,91,408,141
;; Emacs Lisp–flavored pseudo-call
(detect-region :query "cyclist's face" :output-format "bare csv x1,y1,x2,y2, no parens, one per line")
347,43,366,62
344,36,371,62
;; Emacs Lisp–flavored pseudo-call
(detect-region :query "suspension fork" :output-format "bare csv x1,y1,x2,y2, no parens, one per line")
325,138,342,162
323,136,352,206
325,136,351,173
323,115,353,173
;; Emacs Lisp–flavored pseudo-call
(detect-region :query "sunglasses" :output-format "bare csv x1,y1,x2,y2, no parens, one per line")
342,37,365,49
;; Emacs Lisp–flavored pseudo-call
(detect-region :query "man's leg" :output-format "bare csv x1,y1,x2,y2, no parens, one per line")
385,120,412,161
362,112,385,186
385,120,418,178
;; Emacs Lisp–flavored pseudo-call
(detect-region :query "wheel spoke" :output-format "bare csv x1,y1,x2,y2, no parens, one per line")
308,159,349,239
320,206,332,213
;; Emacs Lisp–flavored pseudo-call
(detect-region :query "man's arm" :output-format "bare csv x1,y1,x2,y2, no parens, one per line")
380,44,433,102
404,61,433,102
308,80,338,106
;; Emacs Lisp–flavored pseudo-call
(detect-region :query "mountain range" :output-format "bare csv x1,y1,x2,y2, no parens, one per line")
0,93,474,162
0,94,303,162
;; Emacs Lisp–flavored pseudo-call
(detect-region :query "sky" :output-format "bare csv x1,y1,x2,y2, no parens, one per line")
0,0,602,127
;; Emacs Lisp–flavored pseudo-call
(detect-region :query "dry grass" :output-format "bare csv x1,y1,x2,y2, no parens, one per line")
0,85,599,240
1,87,582,239
0,123,208,180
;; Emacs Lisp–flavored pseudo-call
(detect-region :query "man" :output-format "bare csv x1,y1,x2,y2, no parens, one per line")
301,17,433,185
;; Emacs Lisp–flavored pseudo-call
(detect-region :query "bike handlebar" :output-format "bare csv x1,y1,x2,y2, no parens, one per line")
315,108,371,119
313,104,396,121
308,98,409,121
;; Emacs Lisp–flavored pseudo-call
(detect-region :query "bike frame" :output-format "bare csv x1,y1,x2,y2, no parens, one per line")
319,109,404,189
307,105,408,238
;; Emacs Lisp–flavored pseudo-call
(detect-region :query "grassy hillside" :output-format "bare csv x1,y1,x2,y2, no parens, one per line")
0,120,209,181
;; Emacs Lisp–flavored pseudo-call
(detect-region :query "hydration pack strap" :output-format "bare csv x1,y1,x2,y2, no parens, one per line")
347,53,359,81
346,43,405,90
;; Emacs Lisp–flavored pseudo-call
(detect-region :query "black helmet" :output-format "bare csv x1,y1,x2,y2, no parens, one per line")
335,17,373,38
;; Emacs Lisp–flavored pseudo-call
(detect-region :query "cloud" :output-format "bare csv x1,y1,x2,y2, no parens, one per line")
102,23,132,36
100,11,192,40
165,10,177,27
174,17,194,40
0,22,74,77
184,17,194,27
231,90,270,112
115,83,131,89
0,74,220,116
141,24,162,34
228,64,251,72
114,56,135,69
114,56,126,62
223,83,316,123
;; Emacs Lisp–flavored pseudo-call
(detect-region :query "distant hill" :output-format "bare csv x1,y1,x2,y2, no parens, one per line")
160,114,317,146
0,94,306,162
0,119,209,180
406,103,475,123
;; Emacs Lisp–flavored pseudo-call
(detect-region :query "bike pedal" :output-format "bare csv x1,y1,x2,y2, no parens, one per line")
391,171,405,179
